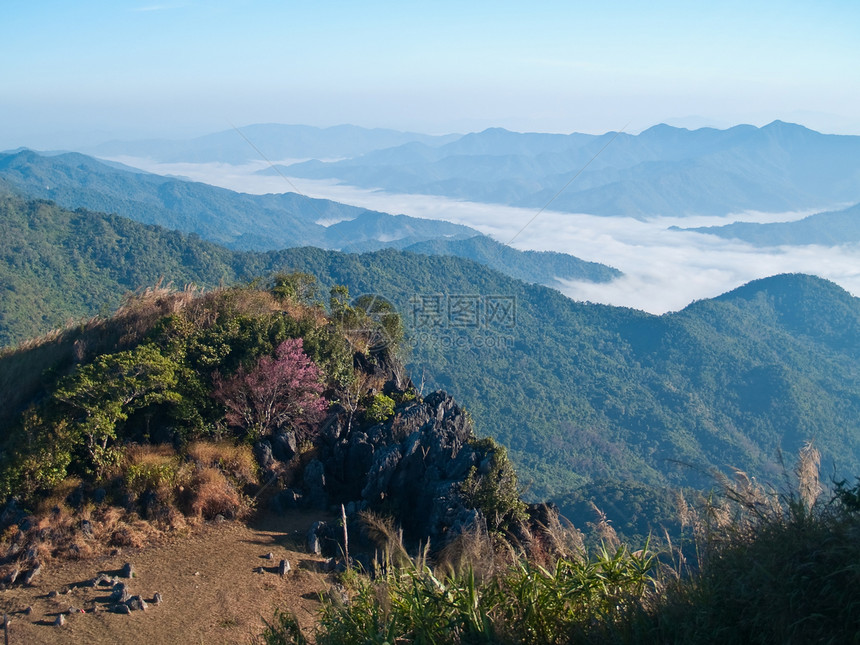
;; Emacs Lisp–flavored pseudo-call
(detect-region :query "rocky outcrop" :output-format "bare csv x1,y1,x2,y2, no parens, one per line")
292,390,512,552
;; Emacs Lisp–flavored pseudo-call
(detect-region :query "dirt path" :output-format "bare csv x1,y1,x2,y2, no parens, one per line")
0,509,335,644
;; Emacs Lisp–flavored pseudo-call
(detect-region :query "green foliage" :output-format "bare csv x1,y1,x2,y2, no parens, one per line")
5,191,860,521
0,278,355,502
637,473,860,644
268,546,655,644
459,438,527,531
365,393,396,424
832,477,860,512
52,343,182,476
124,458,182,496
269,272,320,305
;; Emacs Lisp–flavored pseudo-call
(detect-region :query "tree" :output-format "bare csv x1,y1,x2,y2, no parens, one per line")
212,338,327,440
270,272,320,305
54,344,181,476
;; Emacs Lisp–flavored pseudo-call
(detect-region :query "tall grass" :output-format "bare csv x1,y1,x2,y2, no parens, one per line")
259,446,860,644
259,512,657,645
640,445,860,644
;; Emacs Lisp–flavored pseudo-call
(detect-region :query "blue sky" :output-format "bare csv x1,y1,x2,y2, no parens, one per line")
2,0,859,147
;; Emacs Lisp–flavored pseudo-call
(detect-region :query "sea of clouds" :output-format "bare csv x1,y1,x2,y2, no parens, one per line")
106,157,860,315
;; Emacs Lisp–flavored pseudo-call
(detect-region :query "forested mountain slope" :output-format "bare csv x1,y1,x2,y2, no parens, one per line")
2,195,859,503
0,151,618,285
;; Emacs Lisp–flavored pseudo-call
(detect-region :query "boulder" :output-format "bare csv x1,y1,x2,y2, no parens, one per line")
22,562,41,585
110,582,130,604
253,440,276,475
126,595,148,611
302,459,327,508
278,559,290,576
272,431,297,461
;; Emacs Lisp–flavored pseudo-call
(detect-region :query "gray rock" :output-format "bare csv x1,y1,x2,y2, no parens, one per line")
126,595,148,611
91,573,116,587
54,613,65,626
326,584,349,606
4,566,19,585
110,582,130,603
270,488,302,512
152,592,163,605
113,603,131,614
120,562,134,578
278,559,291,576
253,440,276,474
303,459,328,508
264,552,274,560
307,522,325,555
272,431,297,461
22,562,41,585
48,590,59,598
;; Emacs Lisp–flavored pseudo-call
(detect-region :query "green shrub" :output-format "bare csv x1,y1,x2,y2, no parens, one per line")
459,438,527,531
365,393,396,424
263,544,656,644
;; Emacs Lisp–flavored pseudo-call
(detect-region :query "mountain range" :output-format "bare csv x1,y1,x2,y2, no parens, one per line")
0,149,619,289
265,121,860,218
83,123,461,163
3,192,860,522
680,201,860,246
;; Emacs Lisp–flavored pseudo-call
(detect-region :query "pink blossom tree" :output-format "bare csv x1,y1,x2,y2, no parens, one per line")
212,338,327,440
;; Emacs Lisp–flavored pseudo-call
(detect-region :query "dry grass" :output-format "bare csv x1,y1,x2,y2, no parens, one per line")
185,466,251,521
187,440,258,488
0,283,198,429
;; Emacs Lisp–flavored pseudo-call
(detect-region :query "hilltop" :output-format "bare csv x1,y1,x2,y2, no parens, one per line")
3,194,860,545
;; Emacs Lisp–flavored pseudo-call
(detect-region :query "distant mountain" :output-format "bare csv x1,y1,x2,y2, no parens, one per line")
3,193,860,508
322,211,477,250
273,121,860,218
403,235,620,286
84,123,461,164
678,202,860,246
0,149,620,288
0,149,347,250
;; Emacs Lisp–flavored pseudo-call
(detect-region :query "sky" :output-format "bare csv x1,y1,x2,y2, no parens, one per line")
2,1,860,149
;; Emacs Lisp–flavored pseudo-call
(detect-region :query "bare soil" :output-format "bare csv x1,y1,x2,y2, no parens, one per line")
0,509,335,644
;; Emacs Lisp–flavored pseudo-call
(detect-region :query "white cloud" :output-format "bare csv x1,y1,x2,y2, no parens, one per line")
105,157,860,314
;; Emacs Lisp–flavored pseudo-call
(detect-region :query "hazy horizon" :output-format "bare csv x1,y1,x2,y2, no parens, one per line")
2,2,860,150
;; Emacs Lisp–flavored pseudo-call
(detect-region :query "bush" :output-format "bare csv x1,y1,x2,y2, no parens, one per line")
184,466,249,520
459,438,527,531
365,393,396,424
263,541,656,644
123,444,185,497
212,338,327,441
